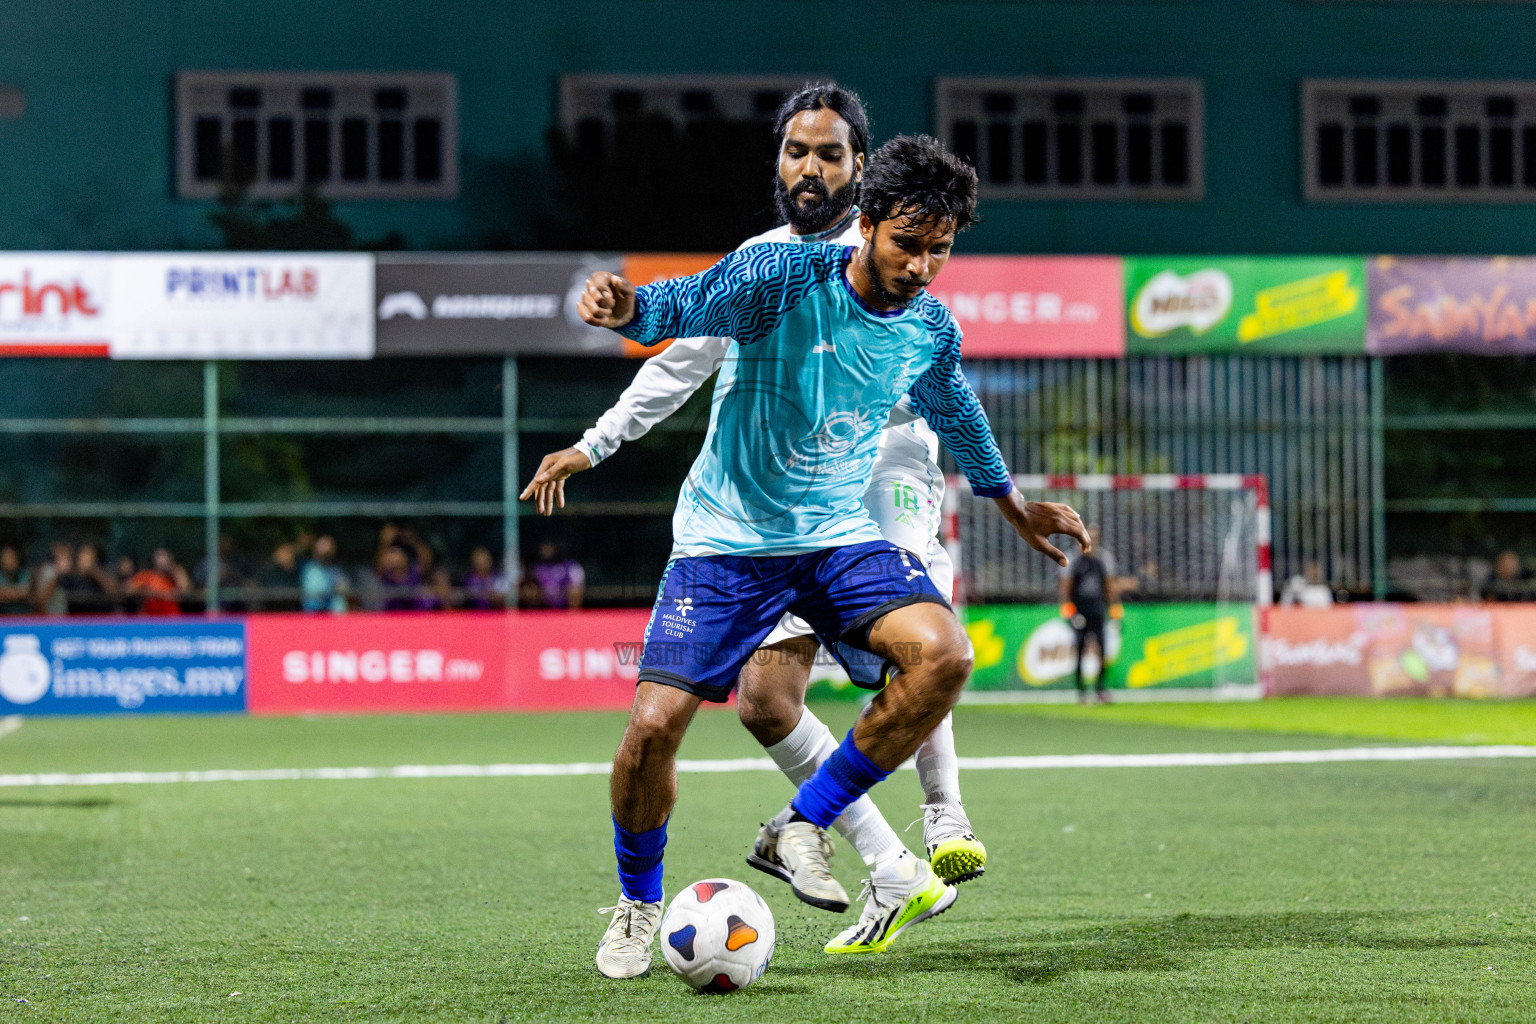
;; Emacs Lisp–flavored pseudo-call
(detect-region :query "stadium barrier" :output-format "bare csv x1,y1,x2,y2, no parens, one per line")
2,606,1534,716
1268,605,1536,699
12,251,1536,358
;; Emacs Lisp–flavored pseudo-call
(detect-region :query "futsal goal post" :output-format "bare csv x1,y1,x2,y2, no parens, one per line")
943,473,1273,699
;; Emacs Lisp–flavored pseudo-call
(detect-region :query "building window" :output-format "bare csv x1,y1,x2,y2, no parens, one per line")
935,78,1204,201
175,72,457,200
1304,80,1536,202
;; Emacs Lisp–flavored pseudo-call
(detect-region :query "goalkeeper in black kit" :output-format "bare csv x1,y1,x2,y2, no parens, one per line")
1058,525,1128,704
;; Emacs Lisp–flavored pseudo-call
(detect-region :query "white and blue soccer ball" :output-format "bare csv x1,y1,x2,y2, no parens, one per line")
660,878,775,993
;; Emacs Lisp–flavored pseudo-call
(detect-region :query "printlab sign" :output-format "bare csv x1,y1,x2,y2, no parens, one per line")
0,623,246,715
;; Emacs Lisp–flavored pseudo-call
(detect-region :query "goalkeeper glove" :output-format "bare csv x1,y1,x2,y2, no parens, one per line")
1109,603,1125,620
1060,602,1076,620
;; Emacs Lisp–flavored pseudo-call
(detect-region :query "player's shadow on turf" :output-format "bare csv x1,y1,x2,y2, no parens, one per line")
778,911,1495,985
0,797,115,809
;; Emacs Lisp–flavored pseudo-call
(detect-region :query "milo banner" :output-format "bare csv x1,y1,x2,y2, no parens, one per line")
959,603,1257,695
1126,257,1367,355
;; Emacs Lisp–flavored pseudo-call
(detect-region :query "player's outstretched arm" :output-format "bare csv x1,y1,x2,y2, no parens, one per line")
519,448,592,517
576,336,730,468
908,306,1089,565
596,243,835,348
908,321,1013,499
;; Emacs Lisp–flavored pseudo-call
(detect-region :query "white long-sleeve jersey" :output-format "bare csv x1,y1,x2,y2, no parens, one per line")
574,211,950,581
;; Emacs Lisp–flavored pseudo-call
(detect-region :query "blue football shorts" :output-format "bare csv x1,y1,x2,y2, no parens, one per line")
637,540,948,702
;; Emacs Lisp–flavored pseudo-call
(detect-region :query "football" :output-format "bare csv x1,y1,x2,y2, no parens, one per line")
659,878,776,993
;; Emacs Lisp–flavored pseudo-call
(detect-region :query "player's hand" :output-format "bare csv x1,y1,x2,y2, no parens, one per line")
577,271,637,329
993,491,1090,567
519,447,593,516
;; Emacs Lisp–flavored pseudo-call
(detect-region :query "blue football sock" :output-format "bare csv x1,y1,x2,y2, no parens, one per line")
790,731,893,828
613,818,667,903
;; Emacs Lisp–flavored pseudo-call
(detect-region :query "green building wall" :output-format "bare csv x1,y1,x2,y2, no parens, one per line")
4,1,1536,255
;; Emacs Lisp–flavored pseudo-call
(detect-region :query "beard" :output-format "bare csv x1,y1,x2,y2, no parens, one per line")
859,243,926,309
773,174,858,235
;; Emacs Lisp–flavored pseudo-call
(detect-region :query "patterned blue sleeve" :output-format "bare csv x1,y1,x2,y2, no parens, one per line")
909,297,1014,498
617,243,838,347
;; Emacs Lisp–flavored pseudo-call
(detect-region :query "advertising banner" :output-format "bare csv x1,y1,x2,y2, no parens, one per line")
1366,256,1536,355
619,254,722,357
375,254,625,356
0,253,112,356
929,256,1125,357
245,612,509,715
0,621,245,715
1267,605,1531,698
508,608,649,710
1126,257,1367,355
962,603,1256,693
109,253,373,359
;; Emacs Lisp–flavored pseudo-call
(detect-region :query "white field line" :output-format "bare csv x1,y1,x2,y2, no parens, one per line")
0,745,1533,789
0,715,21,741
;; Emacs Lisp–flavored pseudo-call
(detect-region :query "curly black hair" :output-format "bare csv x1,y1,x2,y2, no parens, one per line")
859,134,979,233
773,82,871,158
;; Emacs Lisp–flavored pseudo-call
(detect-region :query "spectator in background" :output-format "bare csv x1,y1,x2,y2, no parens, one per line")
377,523,442,611
517,574,544,609
530,540,584,610
1485,550,1535,602
60,543,118,615
377,544,424,610
254,541,302,611
195,534,252,612
0,545,31,615
425,566,453,611
31,542,73,616
111,555,137,611
126,548,191,615
1281,560,1335,608
301,534,349,613
461,546,509,609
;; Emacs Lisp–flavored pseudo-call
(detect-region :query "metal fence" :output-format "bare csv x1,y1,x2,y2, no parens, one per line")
957,356,1379,595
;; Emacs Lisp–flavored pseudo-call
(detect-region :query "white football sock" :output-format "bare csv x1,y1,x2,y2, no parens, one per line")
763,707,905,869
915,711,962,807
869,847,920,884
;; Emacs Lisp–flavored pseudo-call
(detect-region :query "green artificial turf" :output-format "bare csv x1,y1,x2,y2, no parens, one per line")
0,702,1533,1022
997,696,1536,746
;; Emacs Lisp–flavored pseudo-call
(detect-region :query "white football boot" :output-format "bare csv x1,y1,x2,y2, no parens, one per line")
774,820,850,913
594,893,664,979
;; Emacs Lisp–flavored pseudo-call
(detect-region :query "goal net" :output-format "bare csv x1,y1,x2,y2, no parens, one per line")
945,474,1272,698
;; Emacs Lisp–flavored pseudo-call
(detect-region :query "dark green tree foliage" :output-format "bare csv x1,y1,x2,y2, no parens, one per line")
535,113,780,252
208,184,403,252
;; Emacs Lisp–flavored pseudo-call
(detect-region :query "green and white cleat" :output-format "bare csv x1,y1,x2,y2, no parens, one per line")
595,894,664,979
923,802,987,884
775,820,850,913
824,860,958,954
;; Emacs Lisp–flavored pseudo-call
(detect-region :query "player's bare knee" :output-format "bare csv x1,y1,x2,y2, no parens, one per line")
736,690,796,746
624,702,690,755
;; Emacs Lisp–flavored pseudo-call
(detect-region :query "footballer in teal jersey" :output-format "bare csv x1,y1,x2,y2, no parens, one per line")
575,136,1088,975
620,238,1012,558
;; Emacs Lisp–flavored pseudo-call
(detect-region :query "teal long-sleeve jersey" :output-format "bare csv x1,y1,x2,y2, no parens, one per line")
619,241,1014,558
